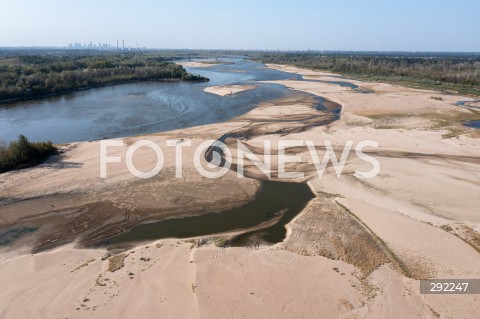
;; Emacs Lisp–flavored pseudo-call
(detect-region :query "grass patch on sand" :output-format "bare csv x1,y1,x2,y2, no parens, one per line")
425,111,480,138
363,111,480,138
440,224,480,253
334,201,413,278
459,225,480,253
283,196,391,277
337,201,438,279
362,113,416,130
213,237,229,248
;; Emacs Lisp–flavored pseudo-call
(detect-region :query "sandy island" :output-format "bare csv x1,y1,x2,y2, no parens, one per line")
1,64,480,318
204,84,257,96
177,61,220,68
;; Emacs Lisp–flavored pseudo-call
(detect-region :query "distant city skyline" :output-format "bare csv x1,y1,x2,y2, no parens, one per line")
1,0,479,52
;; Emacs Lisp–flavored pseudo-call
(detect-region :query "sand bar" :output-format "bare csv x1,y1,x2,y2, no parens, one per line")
204,84,257,96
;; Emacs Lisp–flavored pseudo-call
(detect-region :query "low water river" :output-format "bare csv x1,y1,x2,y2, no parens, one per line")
0,58,360,143
0,59,303,143
1,58,347,248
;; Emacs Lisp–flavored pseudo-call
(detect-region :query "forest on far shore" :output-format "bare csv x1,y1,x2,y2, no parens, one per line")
248,51,480,96
0,52,208,102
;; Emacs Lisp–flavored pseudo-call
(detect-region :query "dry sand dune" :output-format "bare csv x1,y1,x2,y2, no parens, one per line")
1,64,479,318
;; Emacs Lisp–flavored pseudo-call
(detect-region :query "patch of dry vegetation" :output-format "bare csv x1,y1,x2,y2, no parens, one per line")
107,253,126,272
459,225,480,252
426,111,480,138
283,197,390,276
364,110,480,138
69,259,96,273
441,224,480,253
363,113,419,130
396,254,437,280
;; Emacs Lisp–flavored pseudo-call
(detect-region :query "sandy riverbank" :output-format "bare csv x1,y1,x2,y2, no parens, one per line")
1,64,479,318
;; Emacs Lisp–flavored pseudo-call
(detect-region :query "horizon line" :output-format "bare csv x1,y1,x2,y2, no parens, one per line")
0,46,479,54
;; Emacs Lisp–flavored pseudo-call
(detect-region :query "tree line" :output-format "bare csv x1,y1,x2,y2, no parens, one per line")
0,53,208,102
249,52,480,95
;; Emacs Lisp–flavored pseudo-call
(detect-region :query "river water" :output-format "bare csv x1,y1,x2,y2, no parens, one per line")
0,59,307,143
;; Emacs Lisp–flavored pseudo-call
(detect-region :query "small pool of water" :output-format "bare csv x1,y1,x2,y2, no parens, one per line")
464,120,480,128
99,180,315,246
456,100,480,109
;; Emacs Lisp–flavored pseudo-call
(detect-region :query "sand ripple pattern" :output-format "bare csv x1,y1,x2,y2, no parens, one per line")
256,249,300,268
211,247,245,268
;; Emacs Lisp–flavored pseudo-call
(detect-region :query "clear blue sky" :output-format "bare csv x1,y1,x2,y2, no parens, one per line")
1,0,479,51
